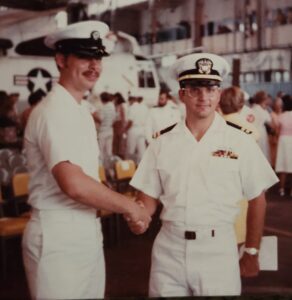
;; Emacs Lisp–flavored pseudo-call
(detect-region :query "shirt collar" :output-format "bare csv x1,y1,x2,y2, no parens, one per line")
207,112,227,133
173,112,226,141
53,83,83,108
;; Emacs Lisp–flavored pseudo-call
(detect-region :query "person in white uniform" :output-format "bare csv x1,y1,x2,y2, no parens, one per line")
125,53,278,297
22,21,150,300
96,91,116,165
251,90,275,163
126,95,149,163
145,89,182,144
275,95,292,196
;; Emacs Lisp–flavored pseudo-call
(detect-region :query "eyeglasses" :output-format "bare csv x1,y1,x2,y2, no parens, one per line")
182,86,220,98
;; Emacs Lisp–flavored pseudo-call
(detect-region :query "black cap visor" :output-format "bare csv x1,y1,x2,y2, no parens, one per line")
73,49,109,59
180,79,221,88
56,38,109,58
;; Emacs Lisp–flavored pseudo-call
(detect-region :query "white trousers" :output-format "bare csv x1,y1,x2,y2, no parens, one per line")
127,127,146,163
22,209,105,300
98,131,113,162
149,223,241,297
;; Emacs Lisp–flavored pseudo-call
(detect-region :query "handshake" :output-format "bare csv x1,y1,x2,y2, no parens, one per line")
123,200,152,235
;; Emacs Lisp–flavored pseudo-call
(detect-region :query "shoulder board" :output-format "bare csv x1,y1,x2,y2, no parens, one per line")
226,120,253,135
152,123,177,139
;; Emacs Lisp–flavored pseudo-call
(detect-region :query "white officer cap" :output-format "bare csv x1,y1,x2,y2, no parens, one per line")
128,88,143,100
243,90,250,102
44,20,110,58
172,52,230,87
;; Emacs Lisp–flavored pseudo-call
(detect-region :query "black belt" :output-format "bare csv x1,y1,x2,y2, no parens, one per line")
184,229,215,240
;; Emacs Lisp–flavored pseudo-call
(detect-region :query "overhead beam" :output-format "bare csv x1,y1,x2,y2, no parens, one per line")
0,0,68,11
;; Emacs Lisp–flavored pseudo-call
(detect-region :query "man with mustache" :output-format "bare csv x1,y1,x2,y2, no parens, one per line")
22,21,150,300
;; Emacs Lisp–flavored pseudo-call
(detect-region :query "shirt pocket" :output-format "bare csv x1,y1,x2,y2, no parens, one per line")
207,156,241,203
209,156,239,172
157,160,181,196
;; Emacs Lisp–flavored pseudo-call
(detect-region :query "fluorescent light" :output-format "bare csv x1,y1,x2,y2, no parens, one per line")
116,0,146,8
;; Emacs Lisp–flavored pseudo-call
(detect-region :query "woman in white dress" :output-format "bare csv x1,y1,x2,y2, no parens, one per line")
251,91,275,163
275,95,292,196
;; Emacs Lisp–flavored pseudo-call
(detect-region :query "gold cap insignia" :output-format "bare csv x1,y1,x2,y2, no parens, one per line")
196,58,213,75
91,31,100,40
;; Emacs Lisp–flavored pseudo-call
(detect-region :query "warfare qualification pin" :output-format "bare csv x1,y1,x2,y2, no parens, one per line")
196,58,213,74
91,31,100,40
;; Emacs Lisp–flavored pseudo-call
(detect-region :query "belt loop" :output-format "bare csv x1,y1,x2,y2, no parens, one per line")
211,229,215,237
185,231,196,240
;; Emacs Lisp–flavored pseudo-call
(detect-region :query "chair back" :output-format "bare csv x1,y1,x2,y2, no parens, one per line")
12,165,28,176
0,167,10,186
8,153,27,170
0,149,14,161
115,160,136,180
12,172,29,197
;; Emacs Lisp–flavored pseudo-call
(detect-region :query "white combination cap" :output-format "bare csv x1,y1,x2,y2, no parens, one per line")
44,20,110,58
172,52,230,86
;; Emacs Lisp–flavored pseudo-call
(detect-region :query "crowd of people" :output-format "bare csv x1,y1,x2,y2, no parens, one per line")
87,89,184,167
240,90,292,197
0,90,45,146
85,84,291,201
2,79,291,199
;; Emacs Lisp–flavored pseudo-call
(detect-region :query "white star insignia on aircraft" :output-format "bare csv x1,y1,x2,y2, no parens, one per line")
28,70,51,93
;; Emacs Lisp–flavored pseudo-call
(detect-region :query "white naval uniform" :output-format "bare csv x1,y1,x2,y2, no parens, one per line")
275,110,292,173
145,101,182,144
130,113,278,297
127,102,149,163
22,84,105,300
98,101,116,163
251,104,272,162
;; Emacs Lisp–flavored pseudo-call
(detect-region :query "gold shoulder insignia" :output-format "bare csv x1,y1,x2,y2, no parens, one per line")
153,123,177,139
242,128,253,134
152,131,160,139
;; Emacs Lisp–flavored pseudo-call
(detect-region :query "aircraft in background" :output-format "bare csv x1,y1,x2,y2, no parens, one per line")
0,27,161,112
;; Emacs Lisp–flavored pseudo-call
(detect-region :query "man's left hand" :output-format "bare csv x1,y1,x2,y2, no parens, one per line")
239,252,260,277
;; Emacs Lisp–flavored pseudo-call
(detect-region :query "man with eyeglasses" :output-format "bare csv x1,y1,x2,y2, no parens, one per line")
125,53,278,296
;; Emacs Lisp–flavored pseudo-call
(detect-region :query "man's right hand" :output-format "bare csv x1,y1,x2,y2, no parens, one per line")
124,201,151,235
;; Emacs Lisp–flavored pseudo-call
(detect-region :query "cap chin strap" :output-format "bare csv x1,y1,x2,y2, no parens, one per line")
180,79,221,88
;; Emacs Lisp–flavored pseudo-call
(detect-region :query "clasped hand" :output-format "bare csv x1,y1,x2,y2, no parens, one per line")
124,201,151,234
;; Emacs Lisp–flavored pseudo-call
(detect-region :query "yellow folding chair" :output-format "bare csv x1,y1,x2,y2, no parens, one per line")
113,160,136,195
0,186,28,279
11,172,30,216
115,160,136,180
98,165,107,184
12,172,29,197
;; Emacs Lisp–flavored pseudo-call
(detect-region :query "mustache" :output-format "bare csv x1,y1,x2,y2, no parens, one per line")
83,69,100,76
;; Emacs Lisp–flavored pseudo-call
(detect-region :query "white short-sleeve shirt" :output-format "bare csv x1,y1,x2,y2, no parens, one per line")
131,113,278,226
128,102,149,128
24,84,100,210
